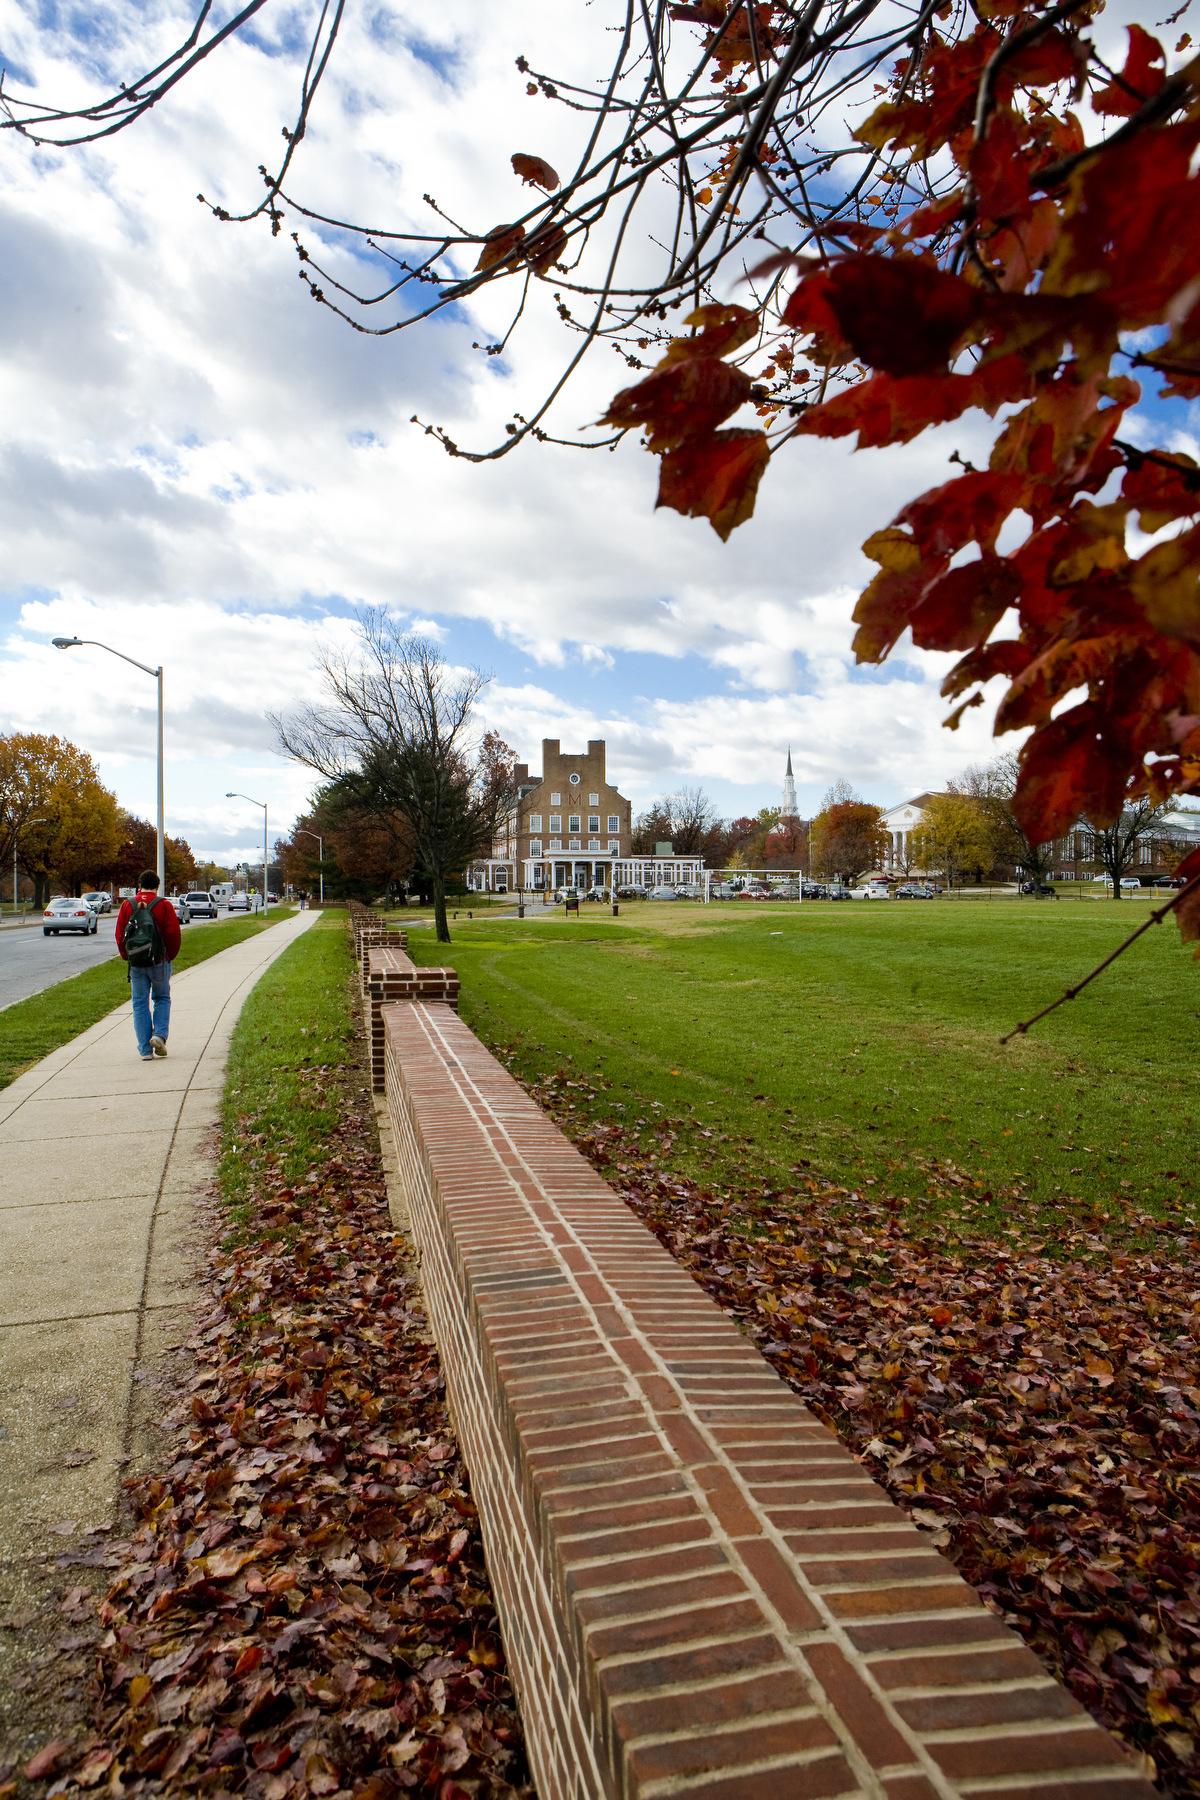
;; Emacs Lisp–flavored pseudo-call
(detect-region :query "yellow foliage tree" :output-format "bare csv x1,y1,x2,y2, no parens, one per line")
910,794,998,889
0,732,122,904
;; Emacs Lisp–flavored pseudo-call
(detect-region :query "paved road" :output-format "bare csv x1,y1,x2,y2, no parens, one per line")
0,910,227,1013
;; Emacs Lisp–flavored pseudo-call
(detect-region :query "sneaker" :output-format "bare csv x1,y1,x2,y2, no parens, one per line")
150,1035,168,1057
139,1050,154,1061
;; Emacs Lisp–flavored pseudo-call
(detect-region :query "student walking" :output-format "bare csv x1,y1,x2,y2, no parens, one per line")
115,870,182,1061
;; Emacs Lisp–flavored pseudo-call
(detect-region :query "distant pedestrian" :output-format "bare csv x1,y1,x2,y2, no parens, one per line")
115,869,181,1062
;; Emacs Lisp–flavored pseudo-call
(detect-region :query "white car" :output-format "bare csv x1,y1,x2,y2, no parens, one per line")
43,896,99,935
852,882,894,899
648,886,679,900
183,890,218,919
81,890,112,913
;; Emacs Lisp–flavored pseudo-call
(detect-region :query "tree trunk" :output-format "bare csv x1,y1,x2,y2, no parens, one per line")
432,872,451,943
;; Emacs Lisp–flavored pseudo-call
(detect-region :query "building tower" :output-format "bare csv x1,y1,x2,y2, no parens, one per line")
782,746,797,818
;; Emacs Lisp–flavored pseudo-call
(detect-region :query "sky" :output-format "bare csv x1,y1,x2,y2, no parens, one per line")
0,0,1190,868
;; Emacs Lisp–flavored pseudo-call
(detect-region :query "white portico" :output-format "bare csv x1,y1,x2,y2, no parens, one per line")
880,793,944,870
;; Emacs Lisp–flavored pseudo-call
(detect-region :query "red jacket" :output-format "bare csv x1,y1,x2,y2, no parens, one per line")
115,890,182,963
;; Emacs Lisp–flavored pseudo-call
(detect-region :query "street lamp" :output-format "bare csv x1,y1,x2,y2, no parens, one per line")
294,828,324,904
226,793,269,916
12,817,49,914
53,636,165,892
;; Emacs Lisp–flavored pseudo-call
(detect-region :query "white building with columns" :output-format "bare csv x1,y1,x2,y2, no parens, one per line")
880,794,946,871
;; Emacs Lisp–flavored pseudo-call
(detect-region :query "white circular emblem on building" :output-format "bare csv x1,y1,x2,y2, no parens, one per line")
570,772,581,785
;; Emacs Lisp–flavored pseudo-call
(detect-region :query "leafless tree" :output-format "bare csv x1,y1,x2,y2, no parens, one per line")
1086,798,1168,899
957,756,1053,889
273,614,517,941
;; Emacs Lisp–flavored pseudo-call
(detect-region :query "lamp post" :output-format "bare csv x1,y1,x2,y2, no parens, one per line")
226,793,269,915
294,828,324,904
53,636,165,892
12,817,49,915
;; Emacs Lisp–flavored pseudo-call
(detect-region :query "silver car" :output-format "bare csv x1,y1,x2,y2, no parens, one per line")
43,896,99,935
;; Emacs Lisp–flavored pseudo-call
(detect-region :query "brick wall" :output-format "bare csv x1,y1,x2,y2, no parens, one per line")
378,997,1156,1800
365,944,458,1091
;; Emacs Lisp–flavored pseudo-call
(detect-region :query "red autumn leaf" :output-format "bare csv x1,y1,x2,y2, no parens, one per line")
785,255,984,377
1093,25,1167,118
205,1544,257,1579
474,222,526,273
1012,700,1130,841
907,556,1021,653
602,357,752,450
524,221,568,273
24,1741,72,1781
970,109,1031,222
897,471,1026,557
659,302,759,366
510,152,560,190
931,1305,954,1328
798,355,1030,450
1176,844,1200,884
656,428,769,539
1122,451,1200,531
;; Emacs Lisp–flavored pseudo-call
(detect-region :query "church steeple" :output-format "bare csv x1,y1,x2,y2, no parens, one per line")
782,746,797,817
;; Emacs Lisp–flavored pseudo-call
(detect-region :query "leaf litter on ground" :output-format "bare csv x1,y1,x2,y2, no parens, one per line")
8,1054,532,1800
524,1063,1200,1799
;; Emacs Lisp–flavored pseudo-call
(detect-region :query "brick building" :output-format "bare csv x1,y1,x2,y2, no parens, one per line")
470,738,635,894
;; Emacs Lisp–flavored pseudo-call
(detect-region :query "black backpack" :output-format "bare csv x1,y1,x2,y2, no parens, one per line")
124,897,165,968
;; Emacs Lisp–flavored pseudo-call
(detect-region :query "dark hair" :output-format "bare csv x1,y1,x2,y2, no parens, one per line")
138,869,160,890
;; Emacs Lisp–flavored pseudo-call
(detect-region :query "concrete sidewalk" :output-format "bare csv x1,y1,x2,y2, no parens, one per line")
0,908,316,1563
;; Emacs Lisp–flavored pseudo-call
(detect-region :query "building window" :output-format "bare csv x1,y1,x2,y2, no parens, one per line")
608,839,620,854
550,792,561,805
550,814,561,833
607,814,620,833
569,814,581,833
569,837,581,849
549,839,561,851
589,792,599,806
588,815,600,832
529,840,542,857
588,839,600,851
570,772,581,786
528,813,542,833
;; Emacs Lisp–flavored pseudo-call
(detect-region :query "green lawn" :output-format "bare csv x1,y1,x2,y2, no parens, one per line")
408,900,1198,1237
0,909,298,1090
218,911,358,1231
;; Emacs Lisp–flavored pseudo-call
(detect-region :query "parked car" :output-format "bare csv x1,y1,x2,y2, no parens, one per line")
710,882,739,899
81,890,112,913
896,883,936,899
1020,880,1058,897
554,886,580,904
648,885,679,901
43,896,99,935
584,885,610,902
852,882,894,899
616,884,647,900
168,895,189,925
183,889,218,919
675,883,703,900
825,886,853,901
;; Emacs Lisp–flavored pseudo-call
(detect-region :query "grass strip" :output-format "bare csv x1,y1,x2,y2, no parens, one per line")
218,910,359,1231
0,909,298,1091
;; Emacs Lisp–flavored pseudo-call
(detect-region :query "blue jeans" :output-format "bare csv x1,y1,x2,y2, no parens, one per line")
130,961,172,1055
